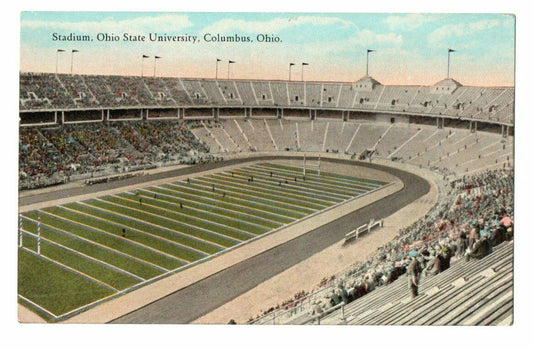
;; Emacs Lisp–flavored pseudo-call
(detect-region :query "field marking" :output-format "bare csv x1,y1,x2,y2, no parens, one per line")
236,166,367,196
82,200,229,251
21,216,167,274
252,163,382,190
22,228,145,282
166,182,307,218
214,170,346,203
41,206,185,268
108,194,257,239
191,177,322,212
18,293,59,320
154,184,296,221
61,204,206,260
212,171,343,203
197,170,336,205
122,191,274,231
249,165,380,193
138,187,281,227
206,172,338,206
19,242,118,292
255,163,384,188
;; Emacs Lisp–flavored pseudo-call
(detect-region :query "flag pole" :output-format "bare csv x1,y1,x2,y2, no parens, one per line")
366,49,376,76
447,49,451,79
289,63,294,81
70,50,78,75
366,50,369,75
153,56,161,78
55,49,64,74
301,63,309,81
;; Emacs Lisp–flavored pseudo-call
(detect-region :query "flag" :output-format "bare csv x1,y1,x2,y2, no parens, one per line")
302,62,309,66
290,63,295,66
448,48,456,53
155,56,161,59
229,60,235,63
57,49,65,52
217,58,222,62
72,49,79,53
367,49,375,53
142,55,149,58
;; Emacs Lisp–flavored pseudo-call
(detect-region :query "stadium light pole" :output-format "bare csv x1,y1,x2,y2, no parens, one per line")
301,62,309,81
289,63,295,81
70,50,79,75
153,56,161,77
366,49,375,76
447,48,456,79
215,58,221,80
141,55,149,77
228,60,235,80
55,49,65,74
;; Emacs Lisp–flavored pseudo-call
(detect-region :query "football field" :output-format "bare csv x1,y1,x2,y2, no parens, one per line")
18,162,387,321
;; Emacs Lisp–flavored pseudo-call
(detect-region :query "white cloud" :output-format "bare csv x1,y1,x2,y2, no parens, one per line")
201,15,356,35
21,14,193,34
427,19,508,44
385,14,442,31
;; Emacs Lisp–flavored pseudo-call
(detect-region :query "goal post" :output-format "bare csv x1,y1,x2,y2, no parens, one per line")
302,155,321,177
37,211,41,255
18,213,23,248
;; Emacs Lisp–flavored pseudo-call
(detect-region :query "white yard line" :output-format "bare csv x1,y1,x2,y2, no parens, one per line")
22,215,168,272
50,206,192,263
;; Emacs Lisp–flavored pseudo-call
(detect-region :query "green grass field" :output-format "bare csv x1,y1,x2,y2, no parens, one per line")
18,162,387,321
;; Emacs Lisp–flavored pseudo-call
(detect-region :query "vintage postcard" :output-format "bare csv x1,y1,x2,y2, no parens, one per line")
18,12,514,327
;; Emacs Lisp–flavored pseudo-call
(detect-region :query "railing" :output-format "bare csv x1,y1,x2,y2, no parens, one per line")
345,219,384,243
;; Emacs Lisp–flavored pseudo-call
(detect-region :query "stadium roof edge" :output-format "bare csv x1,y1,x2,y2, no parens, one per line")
19,71,514,89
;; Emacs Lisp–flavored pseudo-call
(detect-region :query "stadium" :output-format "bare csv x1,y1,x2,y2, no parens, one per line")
18,13,515,326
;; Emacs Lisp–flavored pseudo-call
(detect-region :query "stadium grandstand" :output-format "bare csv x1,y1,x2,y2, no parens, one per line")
18,71,514,325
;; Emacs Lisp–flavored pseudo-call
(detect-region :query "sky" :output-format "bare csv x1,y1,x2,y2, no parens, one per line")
19,12,515,86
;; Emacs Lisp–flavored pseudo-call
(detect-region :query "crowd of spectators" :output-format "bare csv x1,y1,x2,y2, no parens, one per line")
20,73,74,109
19,73,514,126
19,120,216,190
248,169,514,323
